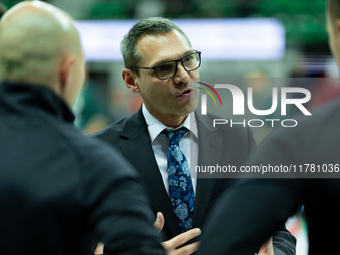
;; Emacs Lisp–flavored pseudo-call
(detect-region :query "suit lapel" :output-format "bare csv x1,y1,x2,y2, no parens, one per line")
118,109,223,234
192,112,222,228
119,108,181,236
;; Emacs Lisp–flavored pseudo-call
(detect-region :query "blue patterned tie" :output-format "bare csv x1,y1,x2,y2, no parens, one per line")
163,127,195,232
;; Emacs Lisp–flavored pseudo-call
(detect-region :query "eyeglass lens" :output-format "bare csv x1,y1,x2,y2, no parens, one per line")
155,52,200,79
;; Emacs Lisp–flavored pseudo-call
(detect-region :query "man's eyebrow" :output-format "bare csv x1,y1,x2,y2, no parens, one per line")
152,50,195,67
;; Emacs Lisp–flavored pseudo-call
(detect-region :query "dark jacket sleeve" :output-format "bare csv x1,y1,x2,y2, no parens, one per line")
197,178,302,255
248,126,297,255
197,121,304,255
78,140,165,255
272,227,297,255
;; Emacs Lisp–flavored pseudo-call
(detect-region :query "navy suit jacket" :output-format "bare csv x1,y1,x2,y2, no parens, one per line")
93,107,296,254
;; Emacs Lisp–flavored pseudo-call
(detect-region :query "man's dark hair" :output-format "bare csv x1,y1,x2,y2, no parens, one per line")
120,17,191,75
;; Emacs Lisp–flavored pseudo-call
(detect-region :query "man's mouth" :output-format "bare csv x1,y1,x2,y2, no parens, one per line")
178,88,193,97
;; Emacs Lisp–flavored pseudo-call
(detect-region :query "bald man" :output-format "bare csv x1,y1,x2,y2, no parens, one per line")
0,1,164,255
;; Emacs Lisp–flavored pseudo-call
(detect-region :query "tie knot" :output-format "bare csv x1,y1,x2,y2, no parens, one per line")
162,127,189,145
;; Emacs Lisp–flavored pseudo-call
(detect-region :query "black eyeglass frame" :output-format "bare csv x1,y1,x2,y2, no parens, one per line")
128,50,201,80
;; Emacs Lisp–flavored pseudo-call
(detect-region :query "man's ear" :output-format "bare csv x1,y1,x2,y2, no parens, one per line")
59,55,75,92
122,68,140,93
336,19,340,33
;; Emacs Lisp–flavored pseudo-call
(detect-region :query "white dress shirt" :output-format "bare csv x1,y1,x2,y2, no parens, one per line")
142,104,198,195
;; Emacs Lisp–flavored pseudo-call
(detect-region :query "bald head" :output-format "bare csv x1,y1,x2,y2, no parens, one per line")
0,1,85,106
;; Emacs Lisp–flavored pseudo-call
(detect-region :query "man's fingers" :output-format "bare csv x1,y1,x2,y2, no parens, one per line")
162,228,201,250
172,241,200,255
171,228,201,247
94,242,104,255
153,212,165,233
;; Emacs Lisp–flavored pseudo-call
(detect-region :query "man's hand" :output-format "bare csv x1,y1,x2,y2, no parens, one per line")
162,228,201,255
154,212,201,255
258,237,274,255
154,212,165,233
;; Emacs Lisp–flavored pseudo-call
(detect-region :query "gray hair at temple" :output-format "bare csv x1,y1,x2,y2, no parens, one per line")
120,17,191,75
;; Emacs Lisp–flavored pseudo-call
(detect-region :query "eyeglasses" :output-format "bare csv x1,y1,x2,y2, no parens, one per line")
129,50,201,80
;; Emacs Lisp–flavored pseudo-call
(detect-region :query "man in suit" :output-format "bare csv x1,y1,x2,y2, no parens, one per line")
197,1,340,254
94,17,296,254
0,2,164,254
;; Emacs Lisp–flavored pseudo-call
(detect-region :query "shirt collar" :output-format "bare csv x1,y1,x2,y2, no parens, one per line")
142,104,198,143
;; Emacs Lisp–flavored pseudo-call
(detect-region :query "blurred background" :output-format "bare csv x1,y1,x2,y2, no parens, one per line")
2,0,337,136
1,1,337,253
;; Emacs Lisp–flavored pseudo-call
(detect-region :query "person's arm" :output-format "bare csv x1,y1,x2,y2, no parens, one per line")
198,122,304,255
197,178,302,255
80,143,165,255
272,228,297,255
247,126,297,255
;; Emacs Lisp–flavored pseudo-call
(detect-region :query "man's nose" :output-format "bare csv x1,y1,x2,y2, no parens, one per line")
173,62,190,84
